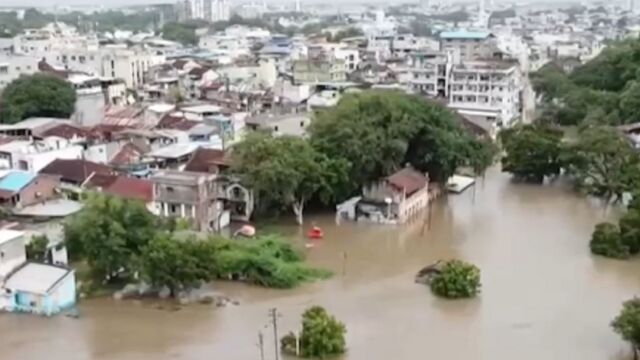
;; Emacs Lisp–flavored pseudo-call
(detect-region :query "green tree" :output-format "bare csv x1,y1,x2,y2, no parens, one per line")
297,306,347,358
26,234,49,262
0,74,76,124
562,126,640,203
590,222,629,259
310,91,484,198
530,62,573,102
619,81,640,123
161,22,198,45
231,132,347,225
63,193,158,282
329,27,363,42
500,124,563,182
140,233,217,296
612,298,640,359
430,259,481,299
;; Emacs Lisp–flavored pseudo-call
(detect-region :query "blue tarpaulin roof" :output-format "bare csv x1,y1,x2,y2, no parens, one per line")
439,30,491,40
0,172,36,192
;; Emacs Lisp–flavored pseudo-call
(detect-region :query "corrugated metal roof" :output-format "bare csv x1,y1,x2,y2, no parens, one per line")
0,172,36,192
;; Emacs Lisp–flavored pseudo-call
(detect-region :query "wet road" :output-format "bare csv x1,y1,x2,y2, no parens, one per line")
2,167,639,360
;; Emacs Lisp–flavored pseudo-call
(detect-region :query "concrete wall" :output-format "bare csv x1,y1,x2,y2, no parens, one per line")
0,236,26,280
73,89,105,127
13,174,59,208
12,145,84,173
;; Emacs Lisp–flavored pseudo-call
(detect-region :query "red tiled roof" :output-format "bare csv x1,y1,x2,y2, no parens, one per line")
386,168,428,196
184,148,229,173
109,143,145,166
157,113,199,130
38,123,89,140
39,159,112,185
105,177,153,203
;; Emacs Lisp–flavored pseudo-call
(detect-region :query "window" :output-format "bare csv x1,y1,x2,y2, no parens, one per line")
0,66,7,74
15,66,20,71
274,126,279,132
166,186,174,193
71,56,76,61
26,65,31,70
79,56,86,64
90,55,95,61
300,121,305,127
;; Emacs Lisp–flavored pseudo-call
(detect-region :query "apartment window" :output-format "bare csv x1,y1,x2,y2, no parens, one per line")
26,65,31,70
274,126,279,132
0,66,7,74
111,60,115,69
90,55,95,61
166,186,175,193
300,121,305,128
79,56,86,64
479,74,490,81
71,56,76,61
15,66,20,71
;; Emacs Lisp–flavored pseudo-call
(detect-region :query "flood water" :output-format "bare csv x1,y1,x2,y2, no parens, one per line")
3,166,640,360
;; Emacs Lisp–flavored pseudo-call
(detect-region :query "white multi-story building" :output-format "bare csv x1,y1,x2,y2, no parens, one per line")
406,52,522,132
100,46,165,89
448,60,522,130
184,0,230,22
13,23,98,57
0,54,39,89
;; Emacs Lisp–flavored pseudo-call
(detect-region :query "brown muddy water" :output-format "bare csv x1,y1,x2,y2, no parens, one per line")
2,167,640,360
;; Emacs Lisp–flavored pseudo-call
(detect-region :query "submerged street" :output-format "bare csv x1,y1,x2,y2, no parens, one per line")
2,167,639,360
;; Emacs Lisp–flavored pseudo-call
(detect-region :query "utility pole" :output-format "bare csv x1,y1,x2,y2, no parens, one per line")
269,308,280,360
257,331,265,360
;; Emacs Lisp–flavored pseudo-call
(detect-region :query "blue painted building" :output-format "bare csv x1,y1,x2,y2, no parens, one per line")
2,262,76,316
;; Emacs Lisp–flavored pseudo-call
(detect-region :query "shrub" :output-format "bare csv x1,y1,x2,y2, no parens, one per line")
590,222,630,259
430,259,481,299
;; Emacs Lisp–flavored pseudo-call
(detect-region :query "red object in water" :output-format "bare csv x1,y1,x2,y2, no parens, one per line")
307,226,324,239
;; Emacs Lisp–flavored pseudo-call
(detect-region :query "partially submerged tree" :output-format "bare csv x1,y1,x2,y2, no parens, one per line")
590,222,629,259
0,73,76,124
231,132,347,225
500,124,563,182
430,259,481,299
63,193,158,282
612,298,640,359
562,126,640,203
282,306,347,358
140,233,217,296
309,91,489,198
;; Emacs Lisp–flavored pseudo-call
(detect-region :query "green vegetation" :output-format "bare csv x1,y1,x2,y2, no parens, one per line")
231,132,348,225
282,306,347,358
309,91,494,195
212,236,331,288
0,8,166,35
562,126,640,202
499,124,563,182
590,197,640,259
430,260,481,299
65,194,328,295
612,298,640,359
590,223,628,259
161,22,201,46
325,27,363,42
532,37,640,127
26,235,49,262
0,74,76,124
